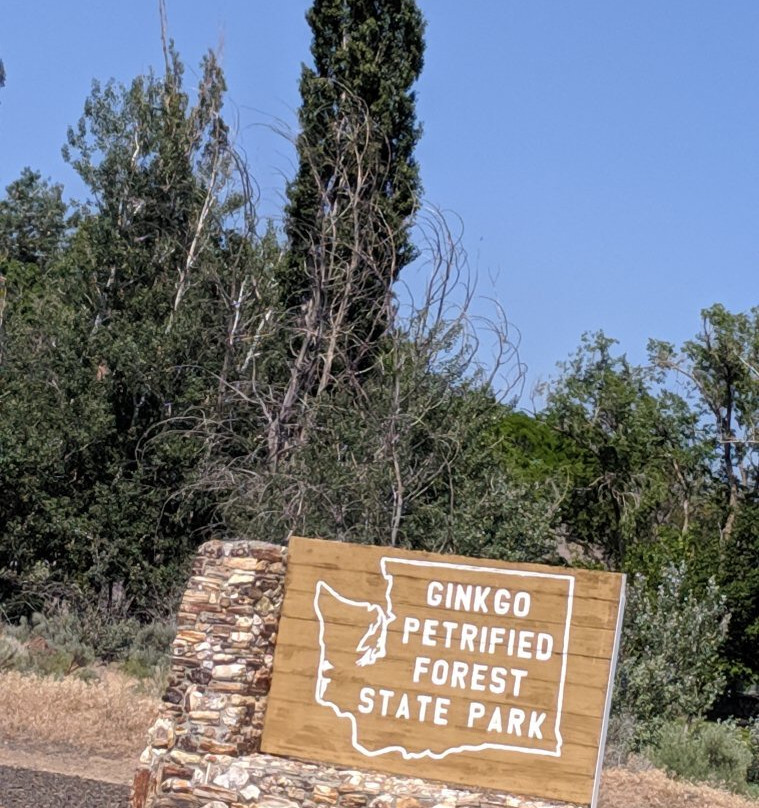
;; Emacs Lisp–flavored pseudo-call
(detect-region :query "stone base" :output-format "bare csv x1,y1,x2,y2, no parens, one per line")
131,750,580,808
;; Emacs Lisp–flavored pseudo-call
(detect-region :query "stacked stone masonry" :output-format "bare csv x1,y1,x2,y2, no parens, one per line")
129,540,580,808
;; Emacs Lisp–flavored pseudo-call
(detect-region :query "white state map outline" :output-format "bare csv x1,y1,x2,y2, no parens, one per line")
313,556,575,760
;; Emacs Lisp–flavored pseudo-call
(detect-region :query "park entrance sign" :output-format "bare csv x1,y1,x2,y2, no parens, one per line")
261,537,626,807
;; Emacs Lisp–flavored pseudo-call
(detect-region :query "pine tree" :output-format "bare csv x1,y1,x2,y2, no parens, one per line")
281,0,425,371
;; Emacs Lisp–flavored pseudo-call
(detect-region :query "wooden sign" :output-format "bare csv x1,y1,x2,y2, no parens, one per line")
262,537,625,807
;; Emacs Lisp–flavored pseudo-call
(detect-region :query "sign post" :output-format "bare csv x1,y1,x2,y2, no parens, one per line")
262,537,625,807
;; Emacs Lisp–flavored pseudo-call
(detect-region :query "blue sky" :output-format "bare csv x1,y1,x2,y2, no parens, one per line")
1,1,757,404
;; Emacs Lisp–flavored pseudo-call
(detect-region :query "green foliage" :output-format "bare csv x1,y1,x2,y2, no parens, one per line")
5,611,95,676
536,313,758,688
124,620,175,674
0,634,27,671
496,411,590,486
650,304,759,507
1,7,558,653
542,332,710,568
603,711,639,765
0,168,67,268
0,45,251,615
651,305,759,682
0,607,174,679
747,717,759,784
718,501,759,680
647,719,753,794
281,0,425,366
615,564,729,743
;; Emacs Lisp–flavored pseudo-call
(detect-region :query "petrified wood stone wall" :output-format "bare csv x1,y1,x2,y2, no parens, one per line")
130,539,287,807
129,540,578,808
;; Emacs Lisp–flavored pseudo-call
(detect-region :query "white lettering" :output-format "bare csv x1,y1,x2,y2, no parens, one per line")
378,688,393,716
421,619,439,646
431,658,448,686
528,711,546,739
517,631,534,659
470,662,487,692
395,692,411,719
513,591,531,617
487,626,505,654
507,707,526,736
441,620,458,646
425,582,533,617
427,581,444,608
535,632,553,661
416,693,432,722
413,658,528,696
460,623,477,651
357,687,374,714
412,655,430,683
467,701,486,727
402,616,421,644
493,588,511,615
454,584,472,612
511,668,528,697
450,659,468,689
490,666,508,695
433,697,450,726
472,585,491,613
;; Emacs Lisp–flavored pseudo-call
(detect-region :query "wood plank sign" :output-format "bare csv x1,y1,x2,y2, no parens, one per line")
261,537,626,807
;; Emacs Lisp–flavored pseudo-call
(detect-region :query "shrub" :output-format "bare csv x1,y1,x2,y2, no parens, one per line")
1,603,174,678
5,611,95,675
614,563,729,745
604,711,639,766
647,719,752,793
746,717,759,784
122,620,175,678
0,634,28,671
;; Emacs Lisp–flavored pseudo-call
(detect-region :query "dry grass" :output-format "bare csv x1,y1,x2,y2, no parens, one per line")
601,767,759,808
0,668,160,759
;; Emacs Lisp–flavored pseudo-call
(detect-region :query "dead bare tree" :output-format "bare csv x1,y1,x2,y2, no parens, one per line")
185,112,554,557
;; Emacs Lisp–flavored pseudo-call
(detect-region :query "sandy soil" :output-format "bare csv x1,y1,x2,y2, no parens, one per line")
600,767,759,808
0,740,137,785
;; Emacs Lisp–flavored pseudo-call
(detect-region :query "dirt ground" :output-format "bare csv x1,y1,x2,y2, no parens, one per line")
0,669,756,808
600,767,758,808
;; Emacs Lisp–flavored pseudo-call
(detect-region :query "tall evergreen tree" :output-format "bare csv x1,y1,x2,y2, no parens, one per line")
281,0,425,369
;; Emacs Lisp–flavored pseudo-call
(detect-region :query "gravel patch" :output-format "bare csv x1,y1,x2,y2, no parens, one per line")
0,765,129,808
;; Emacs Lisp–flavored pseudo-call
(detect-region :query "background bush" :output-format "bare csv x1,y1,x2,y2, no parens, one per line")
647,719,753,794
614,564,729,746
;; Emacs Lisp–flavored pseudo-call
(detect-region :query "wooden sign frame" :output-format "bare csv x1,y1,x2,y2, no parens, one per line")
262,537,626,807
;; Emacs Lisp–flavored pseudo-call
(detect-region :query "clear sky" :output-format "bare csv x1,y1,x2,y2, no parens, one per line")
1,1,757,404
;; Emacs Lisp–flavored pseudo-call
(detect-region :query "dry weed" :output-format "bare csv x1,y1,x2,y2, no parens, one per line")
0,668,159,759
601,767,759,807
